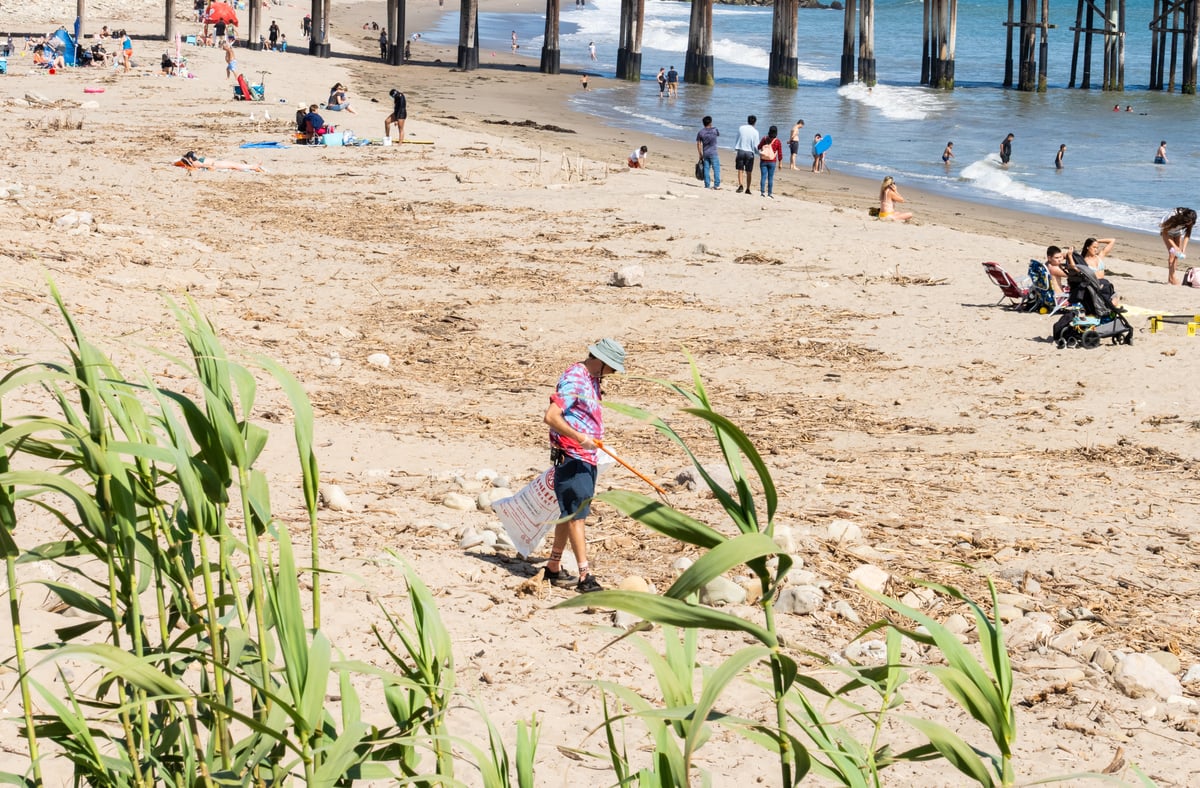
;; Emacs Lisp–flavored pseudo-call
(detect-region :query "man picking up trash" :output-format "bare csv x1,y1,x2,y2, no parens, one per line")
541,338,626,593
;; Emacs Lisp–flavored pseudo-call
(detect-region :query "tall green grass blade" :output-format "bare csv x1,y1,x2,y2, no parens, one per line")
594,490,725,549
900,716,997,788
685,646,771,762
556,591,777,647
665,533,780,600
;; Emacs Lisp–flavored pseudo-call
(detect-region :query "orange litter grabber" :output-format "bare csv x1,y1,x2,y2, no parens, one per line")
594,439,668,497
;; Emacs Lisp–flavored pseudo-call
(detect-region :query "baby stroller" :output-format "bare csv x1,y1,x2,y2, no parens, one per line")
1052,257,1133,348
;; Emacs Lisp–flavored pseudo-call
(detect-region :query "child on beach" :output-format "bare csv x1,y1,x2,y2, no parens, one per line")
942,141,954,164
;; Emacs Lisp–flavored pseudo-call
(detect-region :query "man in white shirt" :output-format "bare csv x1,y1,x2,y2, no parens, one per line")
733,115,759,194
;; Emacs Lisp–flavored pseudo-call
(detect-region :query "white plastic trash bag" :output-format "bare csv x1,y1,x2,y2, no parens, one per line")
493,466,559,558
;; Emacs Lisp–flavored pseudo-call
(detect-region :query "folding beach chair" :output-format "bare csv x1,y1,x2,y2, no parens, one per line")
982,261,1027,307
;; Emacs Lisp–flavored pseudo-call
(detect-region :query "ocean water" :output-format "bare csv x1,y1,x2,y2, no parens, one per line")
424,0,1196,234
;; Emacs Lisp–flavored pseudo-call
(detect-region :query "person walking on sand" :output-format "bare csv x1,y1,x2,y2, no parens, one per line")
511,30,518,54
222,37,235,79
942,141,954,165
1159,207,1196,285
878,176,913,221
999,132,1014,165
385,87,407,142
1055,144,1066,170
696,115,721,190
788,119,804,169
541,338,627,594
657,67,666,98
733,115,759,194
666,65,678,97
1155,140,1168,165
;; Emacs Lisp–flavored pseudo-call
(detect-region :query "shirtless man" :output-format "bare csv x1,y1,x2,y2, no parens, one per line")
223,37,235,79
787,119,804,170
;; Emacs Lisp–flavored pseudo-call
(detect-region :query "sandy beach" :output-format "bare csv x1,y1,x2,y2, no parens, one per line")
2,1,1200,785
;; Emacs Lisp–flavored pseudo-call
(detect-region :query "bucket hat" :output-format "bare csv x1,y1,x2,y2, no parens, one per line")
588,338,626,373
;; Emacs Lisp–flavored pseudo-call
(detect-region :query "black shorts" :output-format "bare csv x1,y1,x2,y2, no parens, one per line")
788,140,799,155
554,457,597,520
735,151,755,172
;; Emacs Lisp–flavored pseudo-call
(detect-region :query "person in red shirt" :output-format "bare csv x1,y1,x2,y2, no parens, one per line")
758,125,783,198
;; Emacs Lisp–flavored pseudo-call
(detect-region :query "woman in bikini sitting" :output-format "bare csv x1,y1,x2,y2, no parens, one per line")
877,176,913,221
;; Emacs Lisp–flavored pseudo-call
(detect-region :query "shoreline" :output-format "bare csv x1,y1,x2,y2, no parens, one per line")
333,0,1172,276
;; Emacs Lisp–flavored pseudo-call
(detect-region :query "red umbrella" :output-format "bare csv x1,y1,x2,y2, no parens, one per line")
204,2,239,26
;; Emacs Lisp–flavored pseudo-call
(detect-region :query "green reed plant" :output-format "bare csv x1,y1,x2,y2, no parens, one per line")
0,287,538,786
557,357,1155,787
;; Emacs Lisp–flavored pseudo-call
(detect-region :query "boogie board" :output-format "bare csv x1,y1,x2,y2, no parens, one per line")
814,134,833,154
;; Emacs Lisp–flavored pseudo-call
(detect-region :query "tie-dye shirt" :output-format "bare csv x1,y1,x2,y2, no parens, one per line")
549,362,603,465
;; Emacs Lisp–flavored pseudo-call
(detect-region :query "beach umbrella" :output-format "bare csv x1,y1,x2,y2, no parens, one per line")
203,2,239,26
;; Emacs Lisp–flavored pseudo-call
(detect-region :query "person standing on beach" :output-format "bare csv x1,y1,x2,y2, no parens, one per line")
379,29,387,60
222,37,235,80
511,31,518,54
1055,144,1066,170
657,67,666,98
541,338,626,594
811,133,826,173
999,133,1014,165
268,20,279,50
303,14,311,37
942,141,954,164
788,119,804,169
385,88,407,142
588,41,596,61
696,115,721,190
1155,141,1168,164
1159,207,1196,285
121,33,133,73
734,115,759,194
667,65,678,97
758,125,782,198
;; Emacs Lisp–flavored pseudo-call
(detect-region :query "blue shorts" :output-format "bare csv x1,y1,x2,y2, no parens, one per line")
554,457,597,520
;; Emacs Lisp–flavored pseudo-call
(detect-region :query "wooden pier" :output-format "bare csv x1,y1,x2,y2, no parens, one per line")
111,0,1200,96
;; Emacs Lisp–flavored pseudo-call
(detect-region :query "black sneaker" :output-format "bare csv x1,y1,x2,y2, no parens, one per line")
735,186,743,194
576,574,603,593
543,568,578,588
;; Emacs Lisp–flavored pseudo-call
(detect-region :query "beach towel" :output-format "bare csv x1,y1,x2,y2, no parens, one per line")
239,141,290,149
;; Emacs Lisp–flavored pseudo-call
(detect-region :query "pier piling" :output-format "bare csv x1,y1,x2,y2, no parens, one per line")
457,0,479,70
540,0,560,73
769,0,800,88
1150,1,1200,92
684,0,715,85
1068,0,1125,90
616,0,646,80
